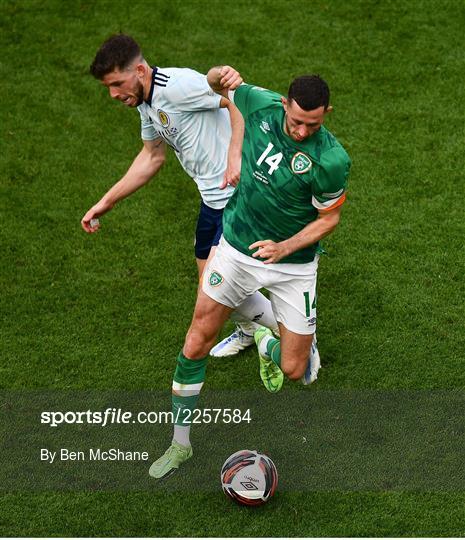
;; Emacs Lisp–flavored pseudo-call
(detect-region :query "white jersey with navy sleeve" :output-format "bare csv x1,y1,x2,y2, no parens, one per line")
137,67,234,209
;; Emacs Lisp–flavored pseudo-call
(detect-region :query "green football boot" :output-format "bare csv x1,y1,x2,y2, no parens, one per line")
149,440,193,479
254,327,284,393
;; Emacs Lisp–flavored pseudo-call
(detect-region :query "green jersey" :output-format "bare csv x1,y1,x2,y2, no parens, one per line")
223,84,351,264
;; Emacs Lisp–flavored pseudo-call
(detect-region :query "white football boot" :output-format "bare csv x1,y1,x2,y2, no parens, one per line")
301,335,321,385
209,323,257,357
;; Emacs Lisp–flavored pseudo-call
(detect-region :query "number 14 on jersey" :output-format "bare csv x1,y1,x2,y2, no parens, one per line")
257,142,283,174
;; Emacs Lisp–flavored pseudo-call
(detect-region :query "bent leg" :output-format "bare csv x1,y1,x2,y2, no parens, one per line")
278,323,313,380
262,260,318,381
256,323,313,383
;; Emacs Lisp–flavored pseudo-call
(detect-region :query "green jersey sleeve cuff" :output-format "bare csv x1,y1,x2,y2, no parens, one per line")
228,84,251,116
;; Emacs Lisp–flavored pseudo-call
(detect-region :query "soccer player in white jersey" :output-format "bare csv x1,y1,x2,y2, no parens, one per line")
80,34,293,361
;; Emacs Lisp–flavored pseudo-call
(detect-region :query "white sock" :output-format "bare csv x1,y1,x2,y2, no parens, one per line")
171,379,204,448
258,334,274,359
233,291,278,334
172,425,191,447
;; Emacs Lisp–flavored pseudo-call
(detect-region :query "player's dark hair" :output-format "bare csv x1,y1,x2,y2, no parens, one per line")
288,75,330,111
90,34,142,79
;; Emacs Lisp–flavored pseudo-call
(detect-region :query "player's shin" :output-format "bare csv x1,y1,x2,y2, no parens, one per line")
171,352,208,447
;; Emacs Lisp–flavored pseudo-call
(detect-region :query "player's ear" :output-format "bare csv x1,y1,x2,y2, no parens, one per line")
135,62,147,80
281,96,288,111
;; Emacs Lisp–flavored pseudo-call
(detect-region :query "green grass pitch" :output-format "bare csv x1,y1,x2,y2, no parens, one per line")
1,0,465,536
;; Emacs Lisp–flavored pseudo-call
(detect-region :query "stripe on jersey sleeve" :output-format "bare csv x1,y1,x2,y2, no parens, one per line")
154,69,170,87
145,67,171,104
312,193,346,212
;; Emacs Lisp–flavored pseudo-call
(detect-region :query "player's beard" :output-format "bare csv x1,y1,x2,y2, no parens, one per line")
134,80,144,106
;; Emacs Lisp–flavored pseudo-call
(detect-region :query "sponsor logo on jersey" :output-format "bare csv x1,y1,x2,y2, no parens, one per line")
156,127,179,138
291,152,312,174
260,121,271,133
157,109,170,127
209,271,224,287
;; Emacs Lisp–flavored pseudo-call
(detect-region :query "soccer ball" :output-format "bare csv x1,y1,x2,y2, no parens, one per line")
221,449,278,506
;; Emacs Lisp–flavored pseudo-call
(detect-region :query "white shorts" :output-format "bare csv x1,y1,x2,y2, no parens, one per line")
202,237,318,335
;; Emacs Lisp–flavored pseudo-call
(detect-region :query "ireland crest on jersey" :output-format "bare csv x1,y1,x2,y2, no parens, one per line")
291,152,312,174
209,271,223,287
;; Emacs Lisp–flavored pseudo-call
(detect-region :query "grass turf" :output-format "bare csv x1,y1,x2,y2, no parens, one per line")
1,0,465,536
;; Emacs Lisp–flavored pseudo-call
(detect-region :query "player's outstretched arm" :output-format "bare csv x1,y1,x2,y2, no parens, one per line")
207,65,243,98
249,206,343,264
81,139,166,233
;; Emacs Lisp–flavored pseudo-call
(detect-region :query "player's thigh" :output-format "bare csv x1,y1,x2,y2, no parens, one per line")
194,202,223,274
197,252,214,278
184,288,233,358
278,323,313,380
268,265,318,336
190,287,233,332
202,237,260,308
196,257,207,277
196,243,218,280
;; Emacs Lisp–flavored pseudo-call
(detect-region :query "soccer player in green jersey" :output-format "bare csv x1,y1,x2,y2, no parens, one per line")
149,66,351,479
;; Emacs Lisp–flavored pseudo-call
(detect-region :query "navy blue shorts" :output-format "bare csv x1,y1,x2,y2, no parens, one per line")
194,201,224,259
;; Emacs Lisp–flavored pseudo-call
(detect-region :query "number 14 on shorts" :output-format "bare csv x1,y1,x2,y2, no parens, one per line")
303,291,317,318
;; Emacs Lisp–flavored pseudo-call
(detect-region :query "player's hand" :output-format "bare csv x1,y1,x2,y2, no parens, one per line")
81,200,112,233
249,239,289,264
219,66,243,90
81,209,101,233
220,156,241,189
